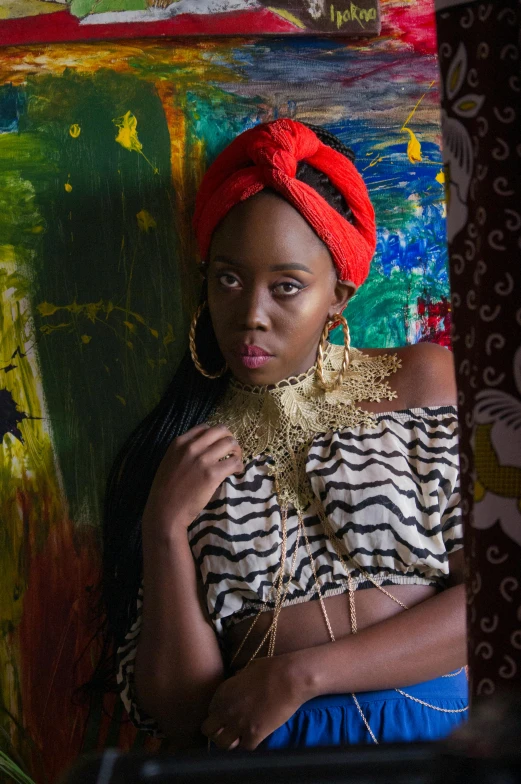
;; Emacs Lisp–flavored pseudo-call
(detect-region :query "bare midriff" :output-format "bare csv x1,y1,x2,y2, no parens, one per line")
224,583,438,672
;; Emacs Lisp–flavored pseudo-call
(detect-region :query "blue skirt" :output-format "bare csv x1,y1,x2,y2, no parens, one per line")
259,669,468,749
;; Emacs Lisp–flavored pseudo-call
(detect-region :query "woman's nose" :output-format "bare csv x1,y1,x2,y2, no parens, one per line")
239,288,270,331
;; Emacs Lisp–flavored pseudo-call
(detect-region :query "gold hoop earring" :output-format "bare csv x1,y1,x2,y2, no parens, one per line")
189,302,227,379
316,313,351,392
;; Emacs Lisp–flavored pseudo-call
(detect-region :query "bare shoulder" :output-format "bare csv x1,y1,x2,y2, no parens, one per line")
361,343,457,410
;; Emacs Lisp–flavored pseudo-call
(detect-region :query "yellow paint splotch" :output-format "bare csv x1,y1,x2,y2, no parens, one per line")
136,209,157,232
114,110,141,153
163,322,174,348
113,110,159,174
403,127,422,164
37,299,162,344
400,81,435,166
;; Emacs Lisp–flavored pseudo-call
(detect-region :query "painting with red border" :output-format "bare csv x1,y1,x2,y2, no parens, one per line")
0,0,381,45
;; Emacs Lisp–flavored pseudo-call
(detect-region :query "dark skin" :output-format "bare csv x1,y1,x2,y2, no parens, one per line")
207,191,351,385
135,191,466,752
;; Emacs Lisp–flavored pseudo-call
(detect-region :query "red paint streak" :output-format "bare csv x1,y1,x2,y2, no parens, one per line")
380,0,437,55
417,296,452,349
16,517,99,782
17,503,161,782
0,9,297,47
340,58,403,87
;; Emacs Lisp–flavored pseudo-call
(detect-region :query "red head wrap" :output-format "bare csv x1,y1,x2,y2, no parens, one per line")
193,119,376,287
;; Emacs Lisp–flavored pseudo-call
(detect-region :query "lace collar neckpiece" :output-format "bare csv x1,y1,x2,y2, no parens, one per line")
208,344,401,511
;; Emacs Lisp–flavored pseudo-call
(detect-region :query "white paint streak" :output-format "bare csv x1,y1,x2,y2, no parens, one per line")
79,0,258,25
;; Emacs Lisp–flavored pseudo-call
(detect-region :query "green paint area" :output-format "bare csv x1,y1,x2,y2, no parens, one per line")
186,90,258,166
332,263,448,348
127,45,246,99
70,0,147,19
10,70,185,527
1,58,260,533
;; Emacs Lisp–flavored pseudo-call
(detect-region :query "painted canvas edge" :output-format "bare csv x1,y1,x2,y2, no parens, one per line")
0,5,381,46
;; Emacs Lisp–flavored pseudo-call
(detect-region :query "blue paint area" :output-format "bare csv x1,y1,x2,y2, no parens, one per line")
318,121,447,281
376,207,448,277
0,84,25,133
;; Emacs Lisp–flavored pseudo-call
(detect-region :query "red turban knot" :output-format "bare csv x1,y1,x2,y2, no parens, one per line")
193,119,376,287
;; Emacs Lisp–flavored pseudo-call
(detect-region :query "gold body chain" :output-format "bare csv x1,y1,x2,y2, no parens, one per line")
208,344,467,748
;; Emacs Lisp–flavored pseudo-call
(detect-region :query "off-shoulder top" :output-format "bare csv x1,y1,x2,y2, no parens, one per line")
117,405,463,735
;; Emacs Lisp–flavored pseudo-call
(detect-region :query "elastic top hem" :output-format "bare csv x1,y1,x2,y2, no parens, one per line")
217,575,440,636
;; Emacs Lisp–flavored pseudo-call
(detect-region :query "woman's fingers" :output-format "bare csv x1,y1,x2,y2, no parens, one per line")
182,424,239,456
175,425,244,477
237,729,259,751
215,729,241,750
201,714,222,738
201,436,242,467
202,715,241,751
207,727,241,751
175,422,210,446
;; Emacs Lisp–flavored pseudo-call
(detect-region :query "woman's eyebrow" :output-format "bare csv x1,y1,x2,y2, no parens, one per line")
213,256,313,274
269,263,314,274
212,255,238,264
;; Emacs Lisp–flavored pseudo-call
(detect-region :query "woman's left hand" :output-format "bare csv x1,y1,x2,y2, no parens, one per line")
201,654,305,750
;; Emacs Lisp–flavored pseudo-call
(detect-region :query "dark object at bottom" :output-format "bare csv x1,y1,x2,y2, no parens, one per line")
60,739,521,784
61,744,437,784
62,693,521,784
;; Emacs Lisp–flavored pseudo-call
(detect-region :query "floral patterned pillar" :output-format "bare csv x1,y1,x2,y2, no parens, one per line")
435,0,521,700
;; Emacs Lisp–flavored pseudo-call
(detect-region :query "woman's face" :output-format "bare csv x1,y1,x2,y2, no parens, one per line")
207,191,354,386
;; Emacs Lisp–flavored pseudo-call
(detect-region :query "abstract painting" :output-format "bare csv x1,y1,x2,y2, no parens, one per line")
0,0,447,779
1,0,381,45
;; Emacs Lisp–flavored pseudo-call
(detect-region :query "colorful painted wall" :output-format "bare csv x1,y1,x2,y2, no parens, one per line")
0,2,449,780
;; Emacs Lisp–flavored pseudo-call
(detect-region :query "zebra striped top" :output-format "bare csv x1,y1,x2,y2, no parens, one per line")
189,405,463,636
116,405,463,734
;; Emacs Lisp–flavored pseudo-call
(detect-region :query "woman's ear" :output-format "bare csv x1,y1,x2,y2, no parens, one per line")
328,279,357,318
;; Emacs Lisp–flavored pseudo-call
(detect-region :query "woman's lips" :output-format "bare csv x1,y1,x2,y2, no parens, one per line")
235,345,274,369
239,354,272,369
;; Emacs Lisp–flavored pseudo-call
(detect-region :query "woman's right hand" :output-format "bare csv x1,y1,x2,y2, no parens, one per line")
142,423,244,535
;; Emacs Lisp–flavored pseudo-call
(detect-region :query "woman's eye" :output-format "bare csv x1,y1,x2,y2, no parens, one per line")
274,282,302,296
218,274,240,288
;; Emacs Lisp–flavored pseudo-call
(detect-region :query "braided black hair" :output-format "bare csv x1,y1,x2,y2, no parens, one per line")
297,123,356,226
94,123,356,690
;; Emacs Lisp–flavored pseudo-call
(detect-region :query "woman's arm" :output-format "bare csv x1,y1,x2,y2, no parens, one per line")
203,550,467,750
134,519,224,750
291,548,467,698
130,423,244,749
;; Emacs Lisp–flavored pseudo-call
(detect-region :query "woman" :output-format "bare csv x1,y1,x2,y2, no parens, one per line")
107,120,468,752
